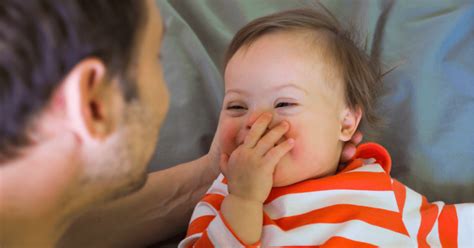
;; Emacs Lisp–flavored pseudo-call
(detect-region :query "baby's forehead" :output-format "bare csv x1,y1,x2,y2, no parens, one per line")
226,30,345,88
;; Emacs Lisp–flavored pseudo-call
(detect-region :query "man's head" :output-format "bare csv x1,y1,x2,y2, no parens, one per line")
218,8,381,186
0,0,168,243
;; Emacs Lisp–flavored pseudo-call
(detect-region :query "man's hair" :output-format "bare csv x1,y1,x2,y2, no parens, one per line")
0,0,147,161
225,8,390,131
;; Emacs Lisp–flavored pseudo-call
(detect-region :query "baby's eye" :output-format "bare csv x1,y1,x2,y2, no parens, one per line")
275,102,297,108
227,105,246,110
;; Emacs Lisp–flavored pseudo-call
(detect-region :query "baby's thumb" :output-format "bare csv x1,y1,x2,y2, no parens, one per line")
219,153,229,176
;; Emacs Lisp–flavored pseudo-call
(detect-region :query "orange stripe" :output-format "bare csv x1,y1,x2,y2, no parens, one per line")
417,197,439,248
339,159,364,173
278,246,319,248
201,194,225,211
272,204,409,235
217,212,261,248
187,215,215,237
321,236,378,248
438,205,458,248
194,230,214,248
263,211,275,226
278,246,318,248
267,171,392,203
392,179,406,214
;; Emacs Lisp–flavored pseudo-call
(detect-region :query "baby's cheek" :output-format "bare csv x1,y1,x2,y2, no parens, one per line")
285,122,304,158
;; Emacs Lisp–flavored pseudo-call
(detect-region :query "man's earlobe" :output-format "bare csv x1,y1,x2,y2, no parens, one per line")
60,58,112,142
339,106,362,142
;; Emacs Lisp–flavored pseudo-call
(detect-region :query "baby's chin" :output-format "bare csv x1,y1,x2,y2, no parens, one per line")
271,157,338,187
271,158,302,187
271,168,325,188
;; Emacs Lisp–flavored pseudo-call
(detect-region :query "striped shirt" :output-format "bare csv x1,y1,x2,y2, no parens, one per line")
179,143,474,247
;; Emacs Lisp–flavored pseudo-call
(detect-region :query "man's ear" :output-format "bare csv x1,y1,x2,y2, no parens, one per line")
339,106,362,142
57,58,116,142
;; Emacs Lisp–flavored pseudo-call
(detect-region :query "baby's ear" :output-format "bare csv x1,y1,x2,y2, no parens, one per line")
339,106,362,142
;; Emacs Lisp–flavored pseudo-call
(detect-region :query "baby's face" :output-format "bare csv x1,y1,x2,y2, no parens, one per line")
219,31,350,187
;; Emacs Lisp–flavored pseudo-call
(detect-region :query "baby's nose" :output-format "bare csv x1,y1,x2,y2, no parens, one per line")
245,112,264,130
245,112,285,133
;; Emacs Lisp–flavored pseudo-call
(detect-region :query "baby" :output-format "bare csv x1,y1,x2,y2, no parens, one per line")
180,8,473,247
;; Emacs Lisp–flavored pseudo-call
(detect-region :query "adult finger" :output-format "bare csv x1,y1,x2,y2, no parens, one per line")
243,113,272,148
351,131,363,145
340,142,356,163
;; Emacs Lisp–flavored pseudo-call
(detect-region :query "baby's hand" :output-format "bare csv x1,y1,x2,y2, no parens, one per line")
219,113,294,204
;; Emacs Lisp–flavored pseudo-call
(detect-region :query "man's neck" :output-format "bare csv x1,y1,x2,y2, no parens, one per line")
0,132,83,247
1,214,71,248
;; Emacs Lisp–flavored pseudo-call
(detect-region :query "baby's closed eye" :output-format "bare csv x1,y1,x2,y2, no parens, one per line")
227,105,246,110
275,102,298,108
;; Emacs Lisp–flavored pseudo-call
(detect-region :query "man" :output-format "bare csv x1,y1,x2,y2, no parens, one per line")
0,0,360,247
0,0,168,246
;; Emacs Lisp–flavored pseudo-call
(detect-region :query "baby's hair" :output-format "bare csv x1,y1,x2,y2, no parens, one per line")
225,5,393,129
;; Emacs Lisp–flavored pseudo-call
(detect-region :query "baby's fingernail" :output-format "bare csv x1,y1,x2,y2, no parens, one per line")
288,138,295,144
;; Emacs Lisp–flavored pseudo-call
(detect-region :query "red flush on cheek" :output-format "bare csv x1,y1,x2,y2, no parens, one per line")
285,124,300,155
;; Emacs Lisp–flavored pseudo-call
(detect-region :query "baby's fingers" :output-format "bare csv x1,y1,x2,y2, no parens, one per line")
263,138,295,169
243,113,272,148
254,121,289,156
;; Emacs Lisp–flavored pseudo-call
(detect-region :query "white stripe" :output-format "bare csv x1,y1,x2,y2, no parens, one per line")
261,219,414,247
190,175,228,221
206,174,228,196
426,201,444,246
208,214,245,248
178,233,201,248
402,185,422,239
265,189,399,219
343,163,386,173
189,200,217,222
456,203,474,247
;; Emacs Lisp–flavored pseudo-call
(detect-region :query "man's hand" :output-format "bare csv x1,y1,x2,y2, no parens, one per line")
220,113,294,204
340,130,363,163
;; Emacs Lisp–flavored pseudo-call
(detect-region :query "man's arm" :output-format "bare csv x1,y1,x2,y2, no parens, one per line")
58,126,361,247
58,154,219,247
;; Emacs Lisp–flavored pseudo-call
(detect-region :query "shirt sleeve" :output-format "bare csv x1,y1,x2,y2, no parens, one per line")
447,203,474,247
391,178,474,247
179,174,260,248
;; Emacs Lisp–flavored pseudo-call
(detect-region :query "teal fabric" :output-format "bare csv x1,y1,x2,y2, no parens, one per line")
151,0,474,203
